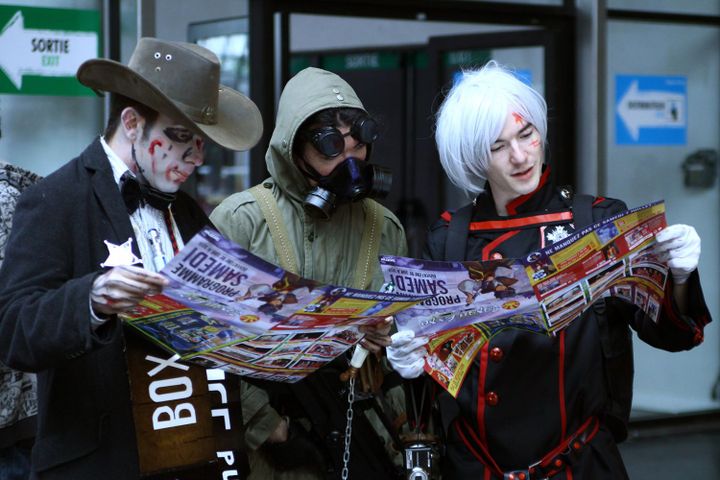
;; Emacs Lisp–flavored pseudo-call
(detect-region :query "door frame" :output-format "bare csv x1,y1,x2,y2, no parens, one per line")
248,0,576,187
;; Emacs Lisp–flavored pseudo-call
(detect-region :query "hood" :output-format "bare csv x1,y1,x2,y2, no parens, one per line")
265,67,366,201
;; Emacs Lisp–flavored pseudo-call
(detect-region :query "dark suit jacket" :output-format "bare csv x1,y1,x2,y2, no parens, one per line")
0,138,211,479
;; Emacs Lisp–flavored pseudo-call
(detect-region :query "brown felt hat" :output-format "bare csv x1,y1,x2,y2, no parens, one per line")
77,37,262,152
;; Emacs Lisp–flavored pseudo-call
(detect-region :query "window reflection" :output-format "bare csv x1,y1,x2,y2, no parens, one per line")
190,18,250,213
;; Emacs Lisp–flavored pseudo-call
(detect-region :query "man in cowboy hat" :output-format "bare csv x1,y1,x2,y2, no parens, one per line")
0,37,262,479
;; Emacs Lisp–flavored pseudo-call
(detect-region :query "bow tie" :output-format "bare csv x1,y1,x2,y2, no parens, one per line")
120,173,176,214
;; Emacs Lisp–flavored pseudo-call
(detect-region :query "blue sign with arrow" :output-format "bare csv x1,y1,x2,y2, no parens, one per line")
615,74,687,146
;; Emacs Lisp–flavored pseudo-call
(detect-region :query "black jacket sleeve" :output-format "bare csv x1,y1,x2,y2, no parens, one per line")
0,176,117,372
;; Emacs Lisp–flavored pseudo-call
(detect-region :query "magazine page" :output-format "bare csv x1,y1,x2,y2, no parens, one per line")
122,227,429,383
380,201,667,396
527,201,668,331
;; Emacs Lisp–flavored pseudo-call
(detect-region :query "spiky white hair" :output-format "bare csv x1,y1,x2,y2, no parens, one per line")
435,61,547,196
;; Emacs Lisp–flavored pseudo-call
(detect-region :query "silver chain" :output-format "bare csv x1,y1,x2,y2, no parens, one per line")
341,376,355,480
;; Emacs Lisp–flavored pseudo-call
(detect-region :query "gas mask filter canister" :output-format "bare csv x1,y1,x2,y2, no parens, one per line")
303,157,392,219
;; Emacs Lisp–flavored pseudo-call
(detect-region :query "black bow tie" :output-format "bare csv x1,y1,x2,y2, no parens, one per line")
120,173,176,214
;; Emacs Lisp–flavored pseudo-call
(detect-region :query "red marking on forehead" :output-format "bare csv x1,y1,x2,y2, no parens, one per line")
512,112,524,124
149,139,163,155
196,138,204,150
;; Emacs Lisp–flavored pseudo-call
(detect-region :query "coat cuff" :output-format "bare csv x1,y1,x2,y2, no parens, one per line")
663,269,711,344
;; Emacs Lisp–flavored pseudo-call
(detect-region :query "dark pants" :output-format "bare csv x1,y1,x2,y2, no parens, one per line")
0,444,31,480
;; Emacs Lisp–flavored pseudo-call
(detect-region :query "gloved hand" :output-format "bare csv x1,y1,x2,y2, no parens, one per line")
387,330,428,379
654,224,701,285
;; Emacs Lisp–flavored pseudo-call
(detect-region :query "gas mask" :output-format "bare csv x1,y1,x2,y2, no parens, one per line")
299,116,392,218
303,157,392,219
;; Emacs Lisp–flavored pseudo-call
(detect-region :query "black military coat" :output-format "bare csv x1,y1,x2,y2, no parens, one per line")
424,170,710,479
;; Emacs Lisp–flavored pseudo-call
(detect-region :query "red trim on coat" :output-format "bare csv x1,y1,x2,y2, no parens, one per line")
456,415,600,479
482,230,519,261
440,210,572,231
476,344,490,444
592,196,605,206
558,330,567,439
541,416,600,462
455,418,504,476
470,212,573,231
506,167,551,215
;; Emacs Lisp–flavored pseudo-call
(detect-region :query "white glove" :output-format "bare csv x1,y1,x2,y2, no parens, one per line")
387,330,428,379
654,224,701,285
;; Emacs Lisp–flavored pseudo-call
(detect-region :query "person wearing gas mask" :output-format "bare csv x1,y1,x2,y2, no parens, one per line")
211,67,408,479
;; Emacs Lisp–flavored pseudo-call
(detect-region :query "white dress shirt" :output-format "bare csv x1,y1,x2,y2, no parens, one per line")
90,137,187,327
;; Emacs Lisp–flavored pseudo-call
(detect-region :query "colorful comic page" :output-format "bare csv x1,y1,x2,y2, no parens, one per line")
528,201,667,331
122,228,429,382
424,324,486,397
380,255,540,336
196,326,364,383
380,201,668,397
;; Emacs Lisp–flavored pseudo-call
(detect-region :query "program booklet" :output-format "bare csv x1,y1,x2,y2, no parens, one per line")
121,227,428,383
380,201,668,396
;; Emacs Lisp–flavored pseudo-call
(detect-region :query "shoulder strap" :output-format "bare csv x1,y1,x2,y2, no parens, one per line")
444,202,475,261
352,199,385,289
248,184,299,274
571,193,595,229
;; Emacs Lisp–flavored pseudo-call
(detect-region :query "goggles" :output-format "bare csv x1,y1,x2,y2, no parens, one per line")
308,117,379,158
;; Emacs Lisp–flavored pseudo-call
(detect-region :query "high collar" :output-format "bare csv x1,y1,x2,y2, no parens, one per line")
476,166,555,217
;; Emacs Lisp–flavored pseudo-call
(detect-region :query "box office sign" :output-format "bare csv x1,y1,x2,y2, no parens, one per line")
0,5,99,95
124,331,247,479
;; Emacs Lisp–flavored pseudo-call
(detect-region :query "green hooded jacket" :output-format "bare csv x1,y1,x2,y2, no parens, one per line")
210,67,408,479
211,67,407,289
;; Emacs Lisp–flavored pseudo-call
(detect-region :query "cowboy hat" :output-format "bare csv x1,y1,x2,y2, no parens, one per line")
76,37,262,152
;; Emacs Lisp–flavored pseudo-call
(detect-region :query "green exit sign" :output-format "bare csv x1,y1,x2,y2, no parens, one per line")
0,5,100,95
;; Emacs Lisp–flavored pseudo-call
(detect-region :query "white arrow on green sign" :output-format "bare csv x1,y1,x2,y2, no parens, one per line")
0,5,99,96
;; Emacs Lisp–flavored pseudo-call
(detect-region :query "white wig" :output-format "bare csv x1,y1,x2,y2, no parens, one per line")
435,61,547,196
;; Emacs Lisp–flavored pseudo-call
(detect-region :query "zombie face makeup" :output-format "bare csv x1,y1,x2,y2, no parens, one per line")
132,113,205,193
485,109,544,212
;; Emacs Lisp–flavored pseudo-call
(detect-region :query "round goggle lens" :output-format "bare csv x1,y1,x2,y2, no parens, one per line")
353,117,379,144
317,133,345,157
309,116,379,157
